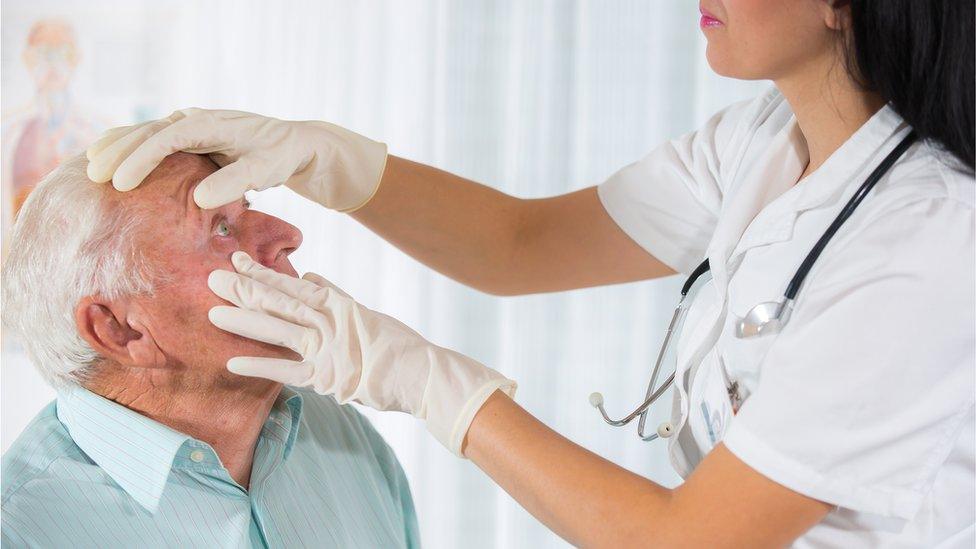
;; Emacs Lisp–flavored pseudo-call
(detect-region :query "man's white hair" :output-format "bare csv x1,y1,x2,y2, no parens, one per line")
2,153,157,388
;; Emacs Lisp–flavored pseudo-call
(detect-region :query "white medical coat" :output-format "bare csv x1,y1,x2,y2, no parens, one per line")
598,85,975,547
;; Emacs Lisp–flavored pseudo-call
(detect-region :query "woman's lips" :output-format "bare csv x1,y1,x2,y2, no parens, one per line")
699,7,723,28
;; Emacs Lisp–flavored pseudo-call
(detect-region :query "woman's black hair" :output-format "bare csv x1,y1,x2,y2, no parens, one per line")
842,0,974,173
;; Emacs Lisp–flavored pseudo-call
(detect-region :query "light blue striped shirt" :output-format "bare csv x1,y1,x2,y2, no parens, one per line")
2,385,420,548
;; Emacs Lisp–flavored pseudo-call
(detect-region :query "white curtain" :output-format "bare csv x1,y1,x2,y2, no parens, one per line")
1,1,767,547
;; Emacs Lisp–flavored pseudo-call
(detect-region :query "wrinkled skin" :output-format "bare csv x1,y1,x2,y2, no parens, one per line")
97,152,302,388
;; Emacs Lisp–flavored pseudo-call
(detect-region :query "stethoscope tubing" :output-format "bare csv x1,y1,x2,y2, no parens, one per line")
595,129,919,435
785,130,918,299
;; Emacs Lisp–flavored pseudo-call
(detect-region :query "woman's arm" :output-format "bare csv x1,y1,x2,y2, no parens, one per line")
85,111,674,296
351,156,675,295
463,391,832,548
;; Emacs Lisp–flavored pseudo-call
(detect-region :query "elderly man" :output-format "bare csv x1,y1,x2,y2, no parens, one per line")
1,152,420,548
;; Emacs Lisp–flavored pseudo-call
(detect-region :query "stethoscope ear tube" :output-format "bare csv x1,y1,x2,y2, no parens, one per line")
682,259,711,296
590,371,676,427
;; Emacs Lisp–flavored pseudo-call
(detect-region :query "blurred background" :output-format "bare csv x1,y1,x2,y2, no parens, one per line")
1,1,766,547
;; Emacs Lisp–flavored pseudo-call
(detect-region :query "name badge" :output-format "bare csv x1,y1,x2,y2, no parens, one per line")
687,354,736,451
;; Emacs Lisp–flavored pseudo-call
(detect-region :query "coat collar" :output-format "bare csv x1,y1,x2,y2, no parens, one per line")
707,103,908,293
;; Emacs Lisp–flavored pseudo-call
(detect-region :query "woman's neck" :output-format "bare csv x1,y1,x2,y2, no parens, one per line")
775,56,887,182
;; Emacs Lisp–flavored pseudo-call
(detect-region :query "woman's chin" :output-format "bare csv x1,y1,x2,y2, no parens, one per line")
704,48,767,81
704,48,735,78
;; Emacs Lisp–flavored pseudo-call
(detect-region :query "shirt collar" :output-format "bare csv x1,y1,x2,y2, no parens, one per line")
56,385,305,514
272,386,304,461
56,385,191,515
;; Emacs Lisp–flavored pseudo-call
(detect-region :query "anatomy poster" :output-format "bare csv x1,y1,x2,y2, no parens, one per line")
1,0,178,257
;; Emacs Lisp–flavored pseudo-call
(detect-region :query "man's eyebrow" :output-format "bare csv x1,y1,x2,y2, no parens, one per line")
166,171,199,220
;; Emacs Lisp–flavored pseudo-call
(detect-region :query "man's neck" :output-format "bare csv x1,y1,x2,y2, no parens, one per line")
775,55,887,182
87,367,281,489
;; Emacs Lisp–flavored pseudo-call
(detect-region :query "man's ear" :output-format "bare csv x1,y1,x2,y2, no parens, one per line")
75,297,167,369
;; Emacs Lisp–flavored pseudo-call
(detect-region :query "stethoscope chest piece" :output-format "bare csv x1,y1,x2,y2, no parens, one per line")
734,298,793,338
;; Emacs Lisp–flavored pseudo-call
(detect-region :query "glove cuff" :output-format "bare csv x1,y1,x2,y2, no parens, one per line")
338,147,389,213
286,122,388,211
436,378,517,457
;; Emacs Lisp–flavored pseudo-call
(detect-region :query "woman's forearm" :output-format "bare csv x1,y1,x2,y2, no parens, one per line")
462,391,831,548
351,155,528,294
351,156,673,296
463,391,675,547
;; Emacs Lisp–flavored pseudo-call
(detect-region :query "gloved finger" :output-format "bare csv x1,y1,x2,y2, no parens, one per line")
301,272,352,298
208,268,319,326
226,356,316,388
86,123,148,162
231,251,335,304
112,110,229,192
87,117,179,184
192,157,271,209
208,305,310,354
176,106,207,117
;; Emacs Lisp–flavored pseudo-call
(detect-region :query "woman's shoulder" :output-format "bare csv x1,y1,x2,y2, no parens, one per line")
867,139,974,219
829,144,975,284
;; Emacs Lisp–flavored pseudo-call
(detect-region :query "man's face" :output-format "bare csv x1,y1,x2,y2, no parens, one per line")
108,152,302,385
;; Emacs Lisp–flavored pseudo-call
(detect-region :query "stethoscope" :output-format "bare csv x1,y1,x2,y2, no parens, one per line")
590,130,918,441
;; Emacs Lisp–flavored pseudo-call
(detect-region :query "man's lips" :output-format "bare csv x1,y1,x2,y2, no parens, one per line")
699,6,723,28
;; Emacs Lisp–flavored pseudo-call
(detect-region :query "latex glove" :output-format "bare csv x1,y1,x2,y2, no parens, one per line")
207,252,517,456
85,108,388,211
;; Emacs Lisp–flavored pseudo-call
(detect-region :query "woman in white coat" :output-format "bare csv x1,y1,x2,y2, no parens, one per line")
88,0,974,546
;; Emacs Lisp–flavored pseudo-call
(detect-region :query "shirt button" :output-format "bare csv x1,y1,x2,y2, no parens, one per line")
189,450,205,463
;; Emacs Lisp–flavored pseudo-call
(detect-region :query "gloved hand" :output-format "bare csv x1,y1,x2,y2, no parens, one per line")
207,251,517,456
85,108,388,211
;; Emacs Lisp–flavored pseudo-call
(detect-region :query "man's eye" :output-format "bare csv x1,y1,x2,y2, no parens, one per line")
215,220,232,237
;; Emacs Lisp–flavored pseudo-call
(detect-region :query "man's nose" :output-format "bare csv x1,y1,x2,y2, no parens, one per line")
239,211,303,273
